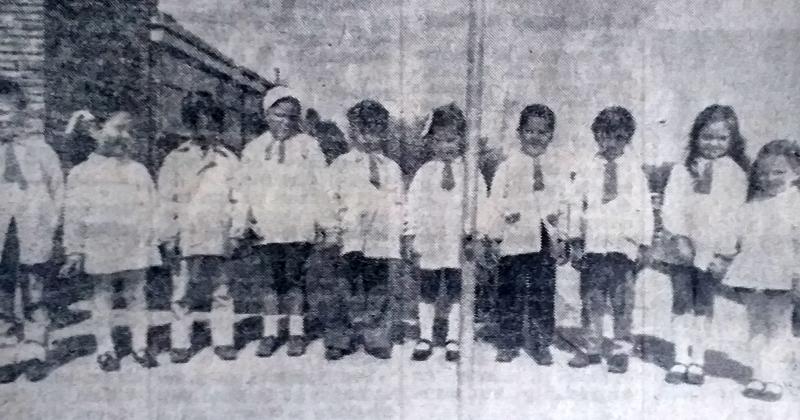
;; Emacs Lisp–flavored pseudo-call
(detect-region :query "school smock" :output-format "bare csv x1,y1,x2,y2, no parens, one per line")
157,141,246,257
406,158,491,270
570,151,654,260
327,150,405,259
661,157,747,269
489,148,572,257
63,154,161,275
0,136,64,265
240,131,334,244
722,189,800,291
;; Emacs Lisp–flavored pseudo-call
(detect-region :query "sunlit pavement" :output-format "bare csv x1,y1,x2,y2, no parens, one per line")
2,268,797,420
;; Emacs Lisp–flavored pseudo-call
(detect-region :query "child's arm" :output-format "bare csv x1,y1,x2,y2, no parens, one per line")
485,160,509,242
155,154,180,246
60,170,87,277
306,139,337,242
40,144,65,226
227,155,249,241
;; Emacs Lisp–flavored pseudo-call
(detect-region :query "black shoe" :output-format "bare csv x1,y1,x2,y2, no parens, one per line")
444,341,460,362
607,354,629,374
325,347,345,361
495,348,518,363
97,351,120,372
256,336,278,358
568,352,602,368
214,345,238,361
132,349,159,369
23,359,49,382
170,348,194,364
286,336,305,357
0,363,19,384
411,339,433,361
532,347,553,366
365,346,392,360
665,363,688,384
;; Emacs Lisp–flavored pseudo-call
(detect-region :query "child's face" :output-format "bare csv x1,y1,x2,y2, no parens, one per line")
518,116,553,157
431,125,462,160
351,125,383,153
95,114,133,158
756,154,796,197
697,120,731,160
594,128,630,160
194,114,218,144
266,100,300,141
0,97,23,141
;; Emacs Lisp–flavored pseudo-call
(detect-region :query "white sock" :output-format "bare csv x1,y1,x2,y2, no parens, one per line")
672,315,692,365
446,303,461,343
288,315,304,336
263,315,282,338
418,302,435,341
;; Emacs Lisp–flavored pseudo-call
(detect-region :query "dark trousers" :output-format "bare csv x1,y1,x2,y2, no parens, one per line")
251,243,311,316
0,219,48,343
668,265,715,316
496,252,556,350
419,268,461,305
320,252,392,350
580,252,635,355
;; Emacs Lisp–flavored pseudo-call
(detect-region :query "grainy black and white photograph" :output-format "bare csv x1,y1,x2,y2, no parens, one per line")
0,0,799,419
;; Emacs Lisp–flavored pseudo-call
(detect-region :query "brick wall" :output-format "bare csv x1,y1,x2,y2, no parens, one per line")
0,0,46,137
44,0,158,164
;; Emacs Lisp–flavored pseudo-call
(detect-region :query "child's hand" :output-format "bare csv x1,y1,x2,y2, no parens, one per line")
229,225,247,239
59,255,83,278
504,212,521,224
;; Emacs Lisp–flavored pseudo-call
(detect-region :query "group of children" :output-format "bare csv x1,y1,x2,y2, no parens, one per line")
0,75,797,402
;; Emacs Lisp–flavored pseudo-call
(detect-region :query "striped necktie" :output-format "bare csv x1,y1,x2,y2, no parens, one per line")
532,157,545,192
601,158,617,204
441,161,455,191
3,142,27,190
368,153,381,189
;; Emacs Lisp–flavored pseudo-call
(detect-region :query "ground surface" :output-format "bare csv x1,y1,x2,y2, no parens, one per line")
1,268,798,420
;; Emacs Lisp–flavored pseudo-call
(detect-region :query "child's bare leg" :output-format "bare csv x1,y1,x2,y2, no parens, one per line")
121,270,150,359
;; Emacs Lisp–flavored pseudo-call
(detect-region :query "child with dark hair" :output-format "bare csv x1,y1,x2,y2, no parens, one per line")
236,88,334,357
660,104,749,384
321,99,404,360
60,111,162,372
488,104,570,364
406,103,489,362
0,78,63,383
720,140,800,401
158,92,246,363
567,106,653,373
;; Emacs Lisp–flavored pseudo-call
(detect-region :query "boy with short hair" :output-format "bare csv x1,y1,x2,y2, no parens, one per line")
322,99,404,360
488,104,569,364
158,92,246,363
567,106,653,373
237,88,334,357
0,78,63,383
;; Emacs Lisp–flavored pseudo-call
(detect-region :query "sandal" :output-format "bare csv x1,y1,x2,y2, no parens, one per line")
411,339,433,361
445,340,460,362
742,380,767,399
761,383,783,402
685,363,705,385
665,363,688,384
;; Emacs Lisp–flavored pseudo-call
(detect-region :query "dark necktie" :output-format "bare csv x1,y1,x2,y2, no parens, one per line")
533,158,545,192
277,140,286,164
368,153,381,189
4,143,27,190
693,161,713,194
441,161,455,191
601,158,617,204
